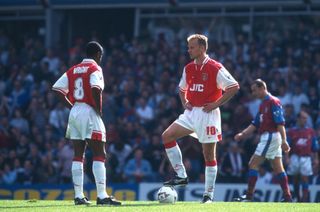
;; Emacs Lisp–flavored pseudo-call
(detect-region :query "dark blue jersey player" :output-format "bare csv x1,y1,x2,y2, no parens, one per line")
233,79,292,202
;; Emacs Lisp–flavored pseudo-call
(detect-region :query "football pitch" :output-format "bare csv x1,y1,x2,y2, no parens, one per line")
0,200,319,212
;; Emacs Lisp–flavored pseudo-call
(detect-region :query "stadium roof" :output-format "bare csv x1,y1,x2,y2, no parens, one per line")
0,0,315,9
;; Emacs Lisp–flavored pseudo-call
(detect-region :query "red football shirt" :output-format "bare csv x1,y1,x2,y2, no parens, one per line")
179,56,239,107
287,127,317,156
52,59,104,110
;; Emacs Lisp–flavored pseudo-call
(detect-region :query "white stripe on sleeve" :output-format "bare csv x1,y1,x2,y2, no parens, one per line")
90,70,104,90
216,66,238,91
178,67,187,91
52,73,69,94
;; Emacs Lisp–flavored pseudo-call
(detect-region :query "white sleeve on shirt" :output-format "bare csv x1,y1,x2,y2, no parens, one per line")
90,70,104,90
216,66,238,91
52,73,68,95
178,67,187,91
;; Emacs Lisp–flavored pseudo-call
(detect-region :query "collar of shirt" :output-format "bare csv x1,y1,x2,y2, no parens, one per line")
82,58,97,64
295,125,308,130
263,93,271,101
194,55,210,71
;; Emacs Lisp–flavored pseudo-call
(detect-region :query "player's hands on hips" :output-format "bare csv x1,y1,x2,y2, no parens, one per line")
281,141,290,153
203,102,217,113
184,101,193,110
234,133,243,141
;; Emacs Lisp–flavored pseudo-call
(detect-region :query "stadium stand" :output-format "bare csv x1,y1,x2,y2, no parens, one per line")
0,1,319,197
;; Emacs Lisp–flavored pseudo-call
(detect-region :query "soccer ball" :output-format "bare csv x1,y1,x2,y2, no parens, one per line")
157,186,178,204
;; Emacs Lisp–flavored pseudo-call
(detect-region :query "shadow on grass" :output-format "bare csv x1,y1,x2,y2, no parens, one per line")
0,200,75,209
0,204,76,209
0,201,173,209
0,200,176,210
88,202,165,207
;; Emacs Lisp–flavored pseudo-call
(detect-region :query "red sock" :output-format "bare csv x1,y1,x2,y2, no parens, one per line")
277,172,292,199
247,169,258,199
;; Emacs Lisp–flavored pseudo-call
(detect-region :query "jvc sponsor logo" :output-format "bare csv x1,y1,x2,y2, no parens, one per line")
189,84,204,92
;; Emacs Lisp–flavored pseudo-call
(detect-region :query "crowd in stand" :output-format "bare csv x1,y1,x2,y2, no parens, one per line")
0,16,319,186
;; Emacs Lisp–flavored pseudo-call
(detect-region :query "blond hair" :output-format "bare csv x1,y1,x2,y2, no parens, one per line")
187,34,208,50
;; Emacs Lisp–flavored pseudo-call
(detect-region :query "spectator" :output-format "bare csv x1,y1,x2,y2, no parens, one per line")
108,137,132,175
145,134,163,176
57,138,73,183
220,141,247,183
0,117,11,148
284,104,296,128
17,160,33,185
256,164,273,187
124,148,153,183
49,102,69,135
291,86,309,115
277,85,292,107
10,80,29,110
41,49,60,76
35,153,58,183
2,164,17,185
10,109,30,135
135,97,154,124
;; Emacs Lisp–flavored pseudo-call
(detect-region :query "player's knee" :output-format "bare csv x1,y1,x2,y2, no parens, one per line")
74,151,85,159
202,151,215,162
91,148,106,158
162,130,173,143
275,167,285,174
93,152,106,159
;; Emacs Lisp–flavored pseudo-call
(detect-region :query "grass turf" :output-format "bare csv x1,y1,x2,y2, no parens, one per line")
0,200,319,212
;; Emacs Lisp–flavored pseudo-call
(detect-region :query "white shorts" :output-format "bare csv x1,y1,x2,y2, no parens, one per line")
287,154,313,176
66,102,106,142
174,107,221,143
254,132,282,159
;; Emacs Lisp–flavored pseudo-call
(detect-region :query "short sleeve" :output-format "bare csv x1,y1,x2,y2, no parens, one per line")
90,70,104,90
252,112,260,128
178,67,187,91
52,73,68,95
272,102,285,124
216,66,239,91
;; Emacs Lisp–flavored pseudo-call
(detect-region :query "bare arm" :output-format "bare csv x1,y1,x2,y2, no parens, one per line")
277,124,290,153
92,87,102,116
179,89,192,110
234,124,257,141
53,90,73,109
203,86,239,113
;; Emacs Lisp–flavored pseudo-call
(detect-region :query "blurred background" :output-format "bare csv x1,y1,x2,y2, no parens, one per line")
0,0,319,202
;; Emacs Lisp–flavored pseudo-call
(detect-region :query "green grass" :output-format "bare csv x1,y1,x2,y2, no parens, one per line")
0,200,319,212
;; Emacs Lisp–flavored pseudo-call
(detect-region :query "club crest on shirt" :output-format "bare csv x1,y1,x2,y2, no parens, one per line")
202,73,208,81
273,110,280,117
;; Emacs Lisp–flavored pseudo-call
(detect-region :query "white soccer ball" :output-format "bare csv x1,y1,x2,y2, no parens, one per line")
157,186,178,204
